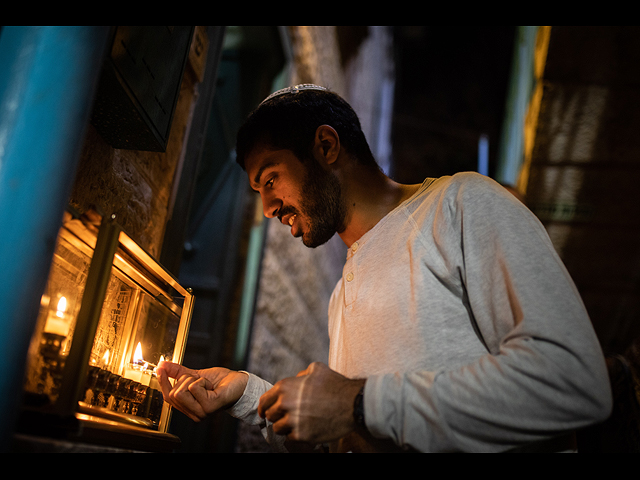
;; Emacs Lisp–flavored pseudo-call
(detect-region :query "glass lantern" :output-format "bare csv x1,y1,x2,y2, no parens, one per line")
20,209,193,451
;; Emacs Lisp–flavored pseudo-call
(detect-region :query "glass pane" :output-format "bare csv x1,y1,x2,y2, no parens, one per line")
23,227,92,404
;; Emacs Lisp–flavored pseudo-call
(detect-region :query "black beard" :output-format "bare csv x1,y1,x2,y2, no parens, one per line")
297,157,346,248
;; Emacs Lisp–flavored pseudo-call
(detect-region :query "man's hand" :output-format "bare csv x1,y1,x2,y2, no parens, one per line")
156,361,248,422
257,362,365,444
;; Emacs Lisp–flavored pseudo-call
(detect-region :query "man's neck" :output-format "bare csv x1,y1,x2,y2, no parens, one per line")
337,168,421,247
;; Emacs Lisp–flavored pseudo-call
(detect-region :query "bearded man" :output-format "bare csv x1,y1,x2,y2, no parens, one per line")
158,85,612,453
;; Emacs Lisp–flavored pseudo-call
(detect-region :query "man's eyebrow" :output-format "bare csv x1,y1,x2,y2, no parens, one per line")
253,162,279,186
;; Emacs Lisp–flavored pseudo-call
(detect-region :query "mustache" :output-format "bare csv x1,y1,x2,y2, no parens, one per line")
277,205,300,223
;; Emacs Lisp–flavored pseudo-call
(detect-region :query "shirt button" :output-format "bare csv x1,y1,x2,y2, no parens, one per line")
346,272,354,282
351,242,359,253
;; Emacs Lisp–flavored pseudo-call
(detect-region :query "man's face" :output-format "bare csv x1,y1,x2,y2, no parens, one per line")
246,146,345,248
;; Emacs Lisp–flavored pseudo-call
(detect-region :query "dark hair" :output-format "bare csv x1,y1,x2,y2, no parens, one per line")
235,88,379,170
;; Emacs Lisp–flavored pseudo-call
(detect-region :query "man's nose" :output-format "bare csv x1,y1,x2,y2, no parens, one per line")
261,192,281,219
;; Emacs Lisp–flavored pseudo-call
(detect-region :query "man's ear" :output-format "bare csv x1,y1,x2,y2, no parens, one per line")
314,125,340,165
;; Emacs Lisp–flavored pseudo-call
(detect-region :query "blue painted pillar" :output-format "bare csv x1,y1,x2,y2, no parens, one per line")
0,26,109,450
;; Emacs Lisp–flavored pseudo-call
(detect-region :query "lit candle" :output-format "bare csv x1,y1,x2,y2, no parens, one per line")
44,295,71,336
123,342,152,385
140,368,152,387
124,342,143,382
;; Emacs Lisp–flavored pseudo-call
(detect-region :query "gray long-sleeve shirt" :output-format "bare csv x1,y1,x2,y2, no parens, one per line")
229,172,612,452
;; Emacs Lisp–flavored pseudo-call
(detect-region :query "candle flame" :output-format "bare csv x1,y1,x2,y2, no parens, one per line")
134,342,143,363
103,350,110,366
56,296,67,317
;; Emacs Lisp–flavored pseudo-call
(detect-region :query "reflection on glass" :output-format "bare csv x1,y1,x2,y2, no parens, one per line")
24,229,90,402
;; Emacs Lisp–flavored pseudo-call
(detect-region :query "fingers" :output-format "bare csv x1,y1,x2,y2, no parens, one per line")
258,376,306,438
189,377,226,415
271,414,294,438
257,363,356,443
166,374,209,422
157,361,195,396
156,361,208,422
257,384,276,419
258,385,293,437
157,361,198,382
157,364,177,402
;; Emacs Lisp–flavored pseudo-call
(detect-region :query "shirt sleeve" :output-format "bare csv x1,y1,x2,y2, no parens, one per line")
365,172,612,452
225,372,288,452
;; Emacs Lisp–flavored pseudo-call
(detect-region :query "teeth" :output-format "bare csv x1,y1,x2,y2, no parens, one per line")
288,216,295,226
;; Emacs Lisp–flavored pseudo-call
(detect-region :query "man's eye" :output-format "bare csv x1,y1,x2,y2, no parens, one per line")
266,178,274,188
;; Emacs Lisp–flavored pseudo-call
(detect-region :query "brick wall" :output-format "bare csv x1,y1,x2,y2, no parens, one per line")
68,29,204,258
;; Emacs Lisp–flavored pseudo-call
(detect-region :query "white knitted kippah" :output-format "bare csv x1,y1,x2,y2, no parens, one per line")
259,84,328,105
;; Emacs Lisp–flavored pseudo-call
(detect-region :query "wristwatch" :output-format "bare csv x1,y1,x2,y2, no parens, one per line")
353,386,366,429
